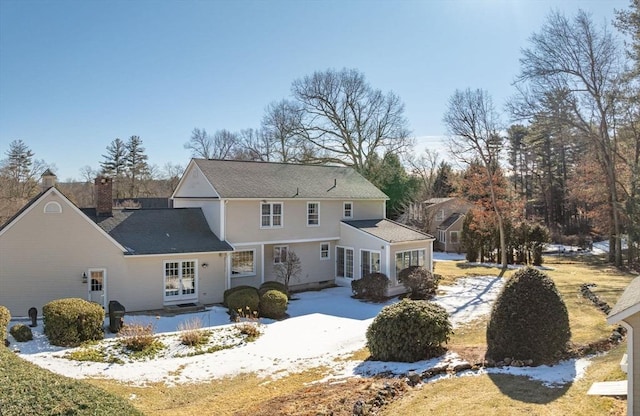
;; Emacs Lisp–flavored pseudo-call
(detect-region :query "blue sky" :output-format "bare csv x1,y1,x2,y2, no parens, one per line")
0,0,628,181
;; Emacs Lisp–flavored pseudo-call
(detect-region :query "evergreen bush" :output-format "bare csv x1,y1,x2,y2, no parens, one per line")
366,299,452,362
259,289,288,319
227,287,260,317
9,324,33,342
259,281,289,299
352,272,389,301
399,266,441,299
486,267,571,365
43,298,105,347
223,285,257,307
0,305,10,344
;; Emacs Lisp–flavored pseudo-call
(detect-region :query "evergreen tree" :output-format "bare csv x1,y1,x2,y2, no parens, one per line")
100,138,127,198
124,136,149,197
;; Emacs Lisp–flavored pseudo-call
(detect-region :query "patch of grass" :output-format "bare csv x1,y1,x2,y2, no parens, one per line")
236,321,261,342
178,318,211,347
0,347,143,416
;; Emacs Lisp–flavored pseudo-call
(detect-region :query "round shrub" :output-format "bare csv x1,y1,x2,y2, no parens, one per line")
259,289,288,319
223,285,257,307
352,272,389,301
259,281,289,299
43,298,105,347
0,305,10,343
400,266,441,300
486,267,571,365
366,299,452,362
227,287,260,318
9,323,33,342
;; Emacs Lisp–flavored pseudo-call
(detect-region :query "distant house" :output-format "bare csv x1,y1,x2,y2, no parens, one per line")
606,276,640,416
0,160,434,316
406,197,473,253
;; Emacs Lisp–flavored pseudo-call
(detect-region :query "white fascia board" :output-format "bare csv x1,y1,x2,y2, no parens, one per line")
607,303,640,325
232,237,341,246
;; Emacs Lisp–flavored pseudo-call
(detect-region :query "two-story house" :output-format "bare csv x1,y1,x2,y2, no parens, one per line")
0,159,433,317
420,197,474,253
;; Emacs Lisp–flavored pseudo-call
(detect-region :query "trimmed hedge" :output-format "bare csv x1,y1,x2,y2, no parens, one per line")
399,266,441,300
43,298,105,347
9,324,33,342
486,267,571,365
227,287,260,317
259,281,289,299
0,305,10,344
259,289,288,319
352,272,389,301
223,285,257,307
367,299,452,362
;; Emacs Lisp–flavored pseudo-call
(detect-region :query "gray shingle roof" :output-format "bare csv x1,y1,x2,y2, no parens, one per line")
193,159,388,199
343,219,433,243
82,208,232,255
608,276,640,322
438,213,464,229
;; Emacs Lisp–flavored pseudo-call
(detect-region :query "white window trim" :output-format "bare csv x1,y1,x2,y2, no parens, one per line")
336,245,355,279
307,201,320,227
438,230,447,243
260,202,284,229
44,201,62,214
231,249,257,277
320,242,330,260
87,268,107,309
273,245,289,264
163,259,198,302
395,249,426,282
343,201,353,219
360,249,382,278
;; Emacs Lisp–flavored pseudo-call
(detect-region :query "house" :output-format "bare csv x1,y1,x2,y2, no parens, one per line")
606,276,640,416
406,197,473,252
0,160,434,317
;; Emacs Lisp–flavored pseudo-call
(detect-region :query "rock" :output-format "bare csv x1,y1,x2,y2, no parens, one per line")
504,357,512,365
406,371,421,386
452,362,472,372
525,359,534,366
511,360,523,367
353,400,365,416
496,361,505,368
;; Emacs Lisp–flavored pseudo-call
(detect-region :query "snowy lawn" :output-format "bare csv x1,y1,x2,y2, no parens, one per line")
8,276,591,388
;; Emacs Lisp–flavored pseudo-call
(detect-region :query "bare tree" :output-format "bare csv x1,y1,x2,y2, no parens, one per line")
273,250,302,292
444,88,508,271
512,10,625,266
290,68,412,173
184,128,212,159
185,128,240,160
236,128,271,161
406,148,440,199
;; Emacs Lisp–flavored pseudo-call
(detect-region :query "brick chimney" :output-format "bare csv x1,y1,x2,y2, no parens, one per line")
95,176,113,217
41,169,57,191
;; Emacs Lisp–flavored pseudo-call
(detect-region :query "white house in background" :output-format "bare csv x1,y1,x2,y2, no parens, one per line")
0,159,434,317
606,276,640,416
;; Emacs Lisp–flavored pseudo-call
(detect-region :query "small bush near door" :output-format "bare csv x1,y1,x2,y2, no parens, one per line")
352,272,389,301
9,324,33,342
227,287,260,318
259,289,288,319
43,298,105,347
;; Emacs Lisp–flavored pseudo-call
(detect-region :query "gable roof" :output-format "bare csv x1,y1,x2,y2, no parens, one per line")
424,197,454,205
438,213,464,229
607,276,640,324
82,208,233,255
190,159,388,200
342,219,434,243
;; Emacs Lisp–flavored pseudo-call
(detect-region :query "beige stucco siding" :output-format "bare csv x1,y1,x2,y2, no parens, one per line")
172,164,219,198
0,193,126,316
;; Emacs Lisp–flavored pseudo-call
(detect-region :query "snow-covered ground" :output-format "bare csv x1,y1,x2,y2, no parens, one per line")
8,276,591,388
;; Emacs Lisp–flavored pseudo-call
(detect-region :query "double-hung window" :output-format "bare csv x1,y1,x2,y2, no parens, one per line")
273,245,288,264
320,242,330,260
231,250,256,277
450,231,459,244
261,202,282,228
336,246,354,278
343,202,353,219
361,250,381,278
307,202,319,226
438,230,447,243
164,260,196,300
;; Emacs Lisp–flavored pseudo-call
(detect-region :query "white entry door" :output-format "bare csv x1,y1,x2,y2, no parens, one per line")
88,269,106,308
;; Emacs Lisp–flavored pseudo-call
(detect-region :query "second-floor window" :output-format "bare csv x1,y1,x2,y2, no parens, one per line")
436,209,445,221
343,202,353,219
307,202,319,226
261,202,283,228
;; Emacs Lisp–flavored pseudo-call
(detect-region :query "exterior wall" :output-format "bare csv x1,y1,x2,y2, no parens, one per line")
0,192,126,316
624,315,639,416
172,163,218,198
388,240,434,296
263,241,336,288
224,199,384,244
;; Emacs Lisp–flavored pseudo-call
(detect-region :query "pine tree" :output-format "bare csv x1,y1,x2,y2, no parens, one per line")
124,136,149,197
100,138,127,199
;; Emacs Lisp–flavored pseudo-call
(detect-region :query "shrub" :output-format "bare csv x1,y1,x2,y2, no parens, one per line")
259,281,289,298
0,305,10,343
400,266,441,300
223,285,257,307
486,267,571,365
352,272,389,301
367,299,452,362
118,323,155,352
237,322,261,341
178,318,209,347
227,287,260,317
259,289,288,319
9,324,33,342
43,298,104,347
